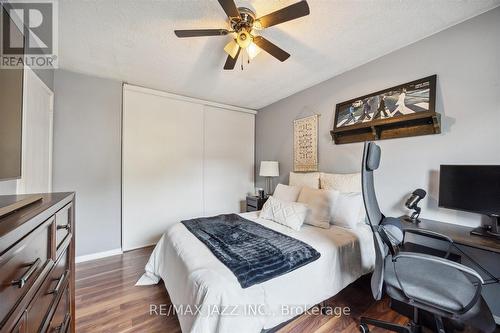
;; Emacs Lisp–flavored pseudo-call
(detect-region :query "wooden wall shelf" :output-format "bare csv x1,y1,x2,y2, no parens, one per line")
330,111,441,144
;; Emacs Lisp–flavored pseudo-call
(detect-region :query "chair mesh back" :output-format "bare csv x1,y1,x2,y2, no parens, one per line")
361,142,385,300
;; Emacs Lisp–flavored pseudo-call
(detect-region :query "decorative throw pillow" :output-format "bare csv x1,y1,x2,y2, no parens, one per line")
260,196,308,231
297,187,331,229
320,172,361,193
289,172,320,189
273,184,302,202
329,190,364,229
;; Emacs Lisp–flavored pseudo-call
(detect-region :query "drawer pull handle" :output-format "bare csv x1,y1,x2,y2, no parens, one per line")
49,270,68,294
12,258,41,288
56,313,71,333
57,224,71,231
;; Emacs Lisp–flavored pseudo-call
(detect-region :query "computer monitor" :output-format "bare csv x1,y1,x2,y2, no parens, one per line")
439,165,500,238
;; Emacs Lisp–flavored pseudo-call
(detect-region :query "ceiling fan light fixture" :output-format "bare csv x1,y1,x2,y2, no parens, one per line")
236,29,252,49
246,42,261,59
252,20,263,30
224,39,240,59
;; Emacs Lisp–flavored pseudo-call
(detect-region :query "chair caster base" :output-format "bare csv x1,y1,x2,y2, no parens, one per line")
360,317,417,333
359,323,370,333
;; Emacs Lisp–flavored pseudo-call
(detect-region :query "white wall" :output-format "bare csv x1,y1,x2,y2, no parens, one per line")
256,7,500,228
53,70,122,257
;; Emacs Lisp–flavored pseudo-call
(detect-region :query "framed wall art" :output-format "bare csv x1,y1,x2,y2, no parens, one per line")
293,115,319,172
331,75,440,144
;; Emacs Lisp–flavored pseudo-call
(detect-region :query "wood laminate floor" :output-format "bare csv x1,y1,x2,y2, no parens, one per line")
75,247,408,333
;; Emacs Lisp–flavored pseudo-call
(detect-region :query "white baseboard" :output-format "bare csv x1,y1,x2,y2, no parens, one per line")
75,248,123,263
122,242,157,252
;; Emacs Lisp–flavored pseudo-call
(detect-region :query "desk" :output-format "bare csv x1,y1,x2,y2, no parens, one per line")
400,217,500,254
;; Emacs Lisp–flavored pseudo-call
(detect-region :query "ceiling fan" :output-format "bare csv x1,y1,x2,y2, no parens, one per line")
174,0,310,70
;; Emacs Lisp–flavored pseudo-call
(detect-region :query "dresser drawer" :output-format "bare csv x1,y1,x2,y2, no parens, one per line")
55,204,72,257
0,219,53,327
47,285,70,333
26,247,70,333
10,311,26,333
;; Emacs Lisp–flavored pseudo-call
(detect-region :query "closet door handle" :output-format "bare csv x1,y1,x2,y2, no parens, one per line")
12,258,41,288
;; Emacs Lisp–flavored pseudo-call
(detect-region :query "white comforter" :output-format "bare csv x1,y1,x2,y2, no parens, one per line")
137,212,375,333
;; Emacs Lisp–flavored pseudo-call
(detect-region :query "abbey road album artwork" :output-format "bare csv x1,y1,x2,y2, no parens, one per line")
334,75,436,128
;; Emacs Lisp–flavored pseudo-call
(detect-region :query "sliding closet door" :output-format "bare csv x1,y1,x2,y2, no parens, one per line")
122,87,204,250
203,106,255,215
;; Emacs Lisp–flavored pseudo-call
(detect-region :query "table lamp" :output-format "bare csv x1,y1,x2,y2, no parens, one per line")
259,161,279,196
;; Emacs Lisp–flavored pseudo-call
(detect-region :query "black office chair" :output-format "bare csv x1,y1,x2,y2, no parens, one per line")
359,141,496,333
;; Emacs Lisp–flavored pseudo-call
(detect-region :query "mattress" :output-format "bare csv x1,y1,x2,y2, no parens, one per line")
137,211,375,333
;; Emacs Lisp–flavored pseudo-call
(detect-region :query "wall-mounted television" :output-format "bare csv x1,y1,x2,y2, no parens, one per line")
439,165,500,238
0,5,24,180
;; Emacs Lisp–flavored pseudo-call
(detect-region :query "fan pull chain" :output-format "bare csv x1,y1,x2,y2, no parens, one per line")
241,52,244,70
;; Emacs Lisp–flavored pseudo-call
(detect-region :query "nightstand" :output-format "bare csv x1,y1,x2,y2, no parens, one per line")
246,196,268,212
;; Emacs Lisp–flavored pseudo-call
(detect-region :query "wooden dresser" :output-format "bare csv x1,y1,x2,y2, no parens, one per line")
0,193,75,333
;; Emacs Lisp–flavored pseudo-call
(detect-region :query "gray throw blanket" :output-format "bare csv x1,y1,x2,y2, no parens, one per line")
181,214,320,288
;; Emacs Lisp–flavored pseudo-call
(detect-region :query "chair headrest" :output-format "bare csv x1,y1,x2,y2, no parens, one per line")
366,142,381,171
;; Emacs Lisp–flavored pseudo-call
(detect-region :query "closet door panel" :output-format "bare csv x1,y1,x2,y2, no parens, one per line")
203,106,255,215
17,67,54,194
123,88,204,250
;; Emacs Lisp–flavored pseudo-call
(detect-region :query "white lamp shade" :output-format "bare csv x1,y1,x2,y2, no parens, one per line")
259,161,279,177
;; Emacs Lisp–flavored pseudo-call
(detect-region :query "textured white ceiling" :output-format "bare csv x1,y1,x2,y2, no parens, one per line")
59,0,499,109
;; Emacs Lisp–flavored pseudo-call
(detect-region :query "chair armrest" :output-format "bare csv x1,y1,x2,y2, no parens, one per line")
393,252,483,283
401,230,500,284
402,228,453,258
403,228,453,243
392,252,484,314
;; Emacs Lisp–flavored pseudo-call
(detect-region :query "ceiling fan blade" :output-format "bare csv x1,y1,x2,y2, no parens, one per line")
174,29,229,38
253,36,290,62
256,1,310,28
224,47,241,70
217,0,240,18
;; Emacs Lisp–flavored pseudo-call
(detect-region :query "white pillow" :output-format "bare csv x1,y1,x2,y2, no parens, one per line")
260,196,308,231
329,190,364,229
289,172,320,189
320,172,361,193
297,187,331,229
273,184,302,202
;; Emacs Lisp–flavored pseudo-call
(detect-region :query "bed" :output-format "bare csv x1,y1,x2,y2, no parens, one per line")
137,210,375,333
